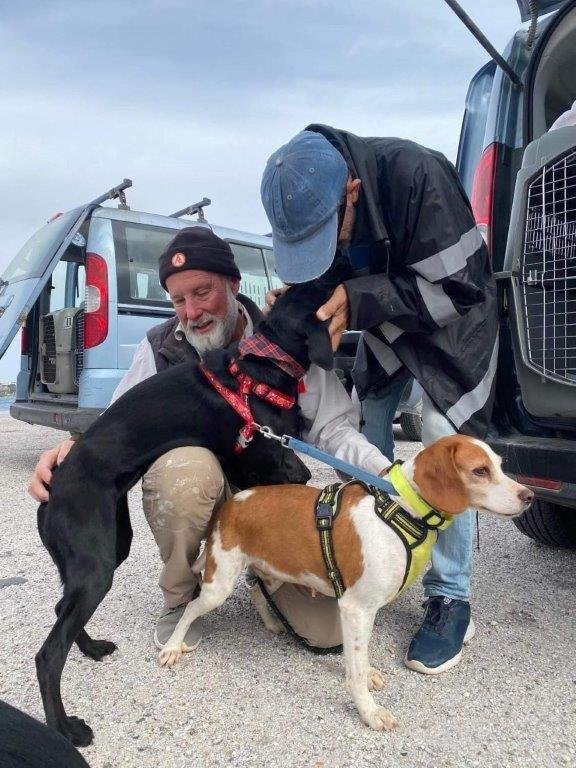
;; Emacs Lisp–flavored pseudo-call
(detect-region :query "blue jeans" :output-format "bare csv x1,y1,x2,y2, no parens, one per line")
360,383,474,601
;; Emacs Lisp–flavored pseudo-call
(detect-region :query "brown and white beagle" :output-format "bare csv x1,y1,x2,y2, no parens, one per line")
158,435,533,731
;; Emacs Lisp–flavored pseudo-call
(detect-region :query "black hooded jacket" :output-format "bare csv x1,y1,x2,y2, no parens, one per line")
307,124,498,437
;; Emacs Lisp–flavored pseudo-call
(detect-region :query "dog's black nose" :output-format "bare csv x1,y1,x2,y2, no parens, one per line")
518,487,534,506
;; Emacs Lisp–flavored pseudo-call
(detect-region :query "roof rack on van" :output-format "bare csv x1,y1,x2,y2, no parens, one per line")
87,178,133,210
169,197,211,222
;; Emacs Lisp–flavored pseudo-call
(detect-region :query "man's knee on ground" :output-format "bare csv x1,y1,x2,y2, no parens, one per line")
142,446,226,527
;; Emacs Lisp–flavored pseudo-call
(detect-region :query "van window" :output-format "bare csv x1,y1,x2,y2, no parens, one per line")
263,249,283,290
48,237,87,313
113,221,173,306
75,265,86,308
49,261,68,312
114,222,275,308
228,242,269,306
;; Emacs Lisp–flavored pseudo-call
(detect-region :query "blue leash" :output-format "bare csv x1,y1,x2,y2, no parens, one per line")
257,426,397,496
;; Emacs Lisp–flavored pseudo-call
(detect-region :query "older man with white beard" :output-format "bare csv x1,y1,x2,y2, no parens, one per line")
28,227,390,655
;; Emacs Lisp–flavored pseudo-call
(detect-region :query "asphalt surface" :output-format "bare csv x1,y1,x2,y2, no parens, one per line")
0,413,575,768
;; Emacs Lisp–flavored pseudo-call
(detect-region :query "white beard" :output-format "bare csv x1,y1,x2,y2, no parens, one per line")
183,285,239,354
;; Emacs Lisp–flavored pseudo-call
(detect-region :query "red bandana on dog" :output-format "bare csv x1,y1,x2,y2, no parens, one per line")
238,333,306,380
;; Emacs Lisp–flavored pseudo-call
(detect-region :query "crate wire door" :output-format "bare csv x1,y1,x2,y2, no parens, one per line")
522,147,576,385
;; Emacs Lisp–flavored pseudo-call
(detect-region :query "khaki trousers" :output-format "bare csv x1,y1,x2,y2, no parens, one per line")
142,446,342,649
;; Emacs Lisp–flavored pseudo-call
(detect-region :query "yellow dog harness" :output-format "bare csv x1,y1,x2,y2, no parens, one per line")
314,463,453,599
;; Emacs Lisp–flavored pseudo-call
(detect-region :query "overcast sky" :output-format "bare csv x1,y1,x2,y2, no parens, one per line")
0,0,522,381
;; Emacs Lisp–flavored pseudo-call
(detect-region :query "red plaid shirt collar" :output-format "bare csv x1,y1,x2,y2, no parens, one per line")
238,333,305,380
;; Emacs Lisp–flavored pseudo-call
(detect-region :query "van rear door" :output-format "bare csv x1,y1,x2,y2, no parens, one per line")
0,207,90,358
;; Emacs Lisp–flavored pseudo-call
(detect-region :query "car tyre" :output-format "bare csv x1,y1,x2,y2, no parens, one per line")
399,412,422,442
513,499,576,549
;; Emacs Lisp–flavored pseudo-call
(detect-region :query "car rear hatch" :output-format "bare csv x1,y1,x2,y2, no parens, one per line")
0,208,88,359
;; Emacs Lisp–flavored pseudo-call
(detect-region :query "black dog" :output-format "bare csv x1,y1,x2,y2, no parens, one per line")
35,279,335,746
0,700,91,768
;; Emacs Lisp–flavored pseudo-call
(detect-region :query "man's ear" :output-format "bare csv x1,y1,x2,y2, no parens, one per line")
230,277,240,296
307,321,334,371
348,177,361,204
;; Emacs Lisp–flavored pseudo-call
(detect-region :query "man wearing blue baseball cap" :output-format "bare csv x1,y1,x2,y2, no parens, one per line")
261,125,498,676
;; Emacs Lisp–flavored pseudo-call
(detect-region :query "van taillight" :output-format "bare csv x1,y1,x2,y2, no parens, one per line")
470,142,497,256
516,475,562,491
21,325,29,355
84,253,108,349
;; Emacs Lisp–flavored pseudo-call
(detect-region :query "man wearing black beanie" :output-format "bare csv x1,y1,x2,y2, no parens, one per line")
29,225,391,659
153,227,246,355
158,227,241,289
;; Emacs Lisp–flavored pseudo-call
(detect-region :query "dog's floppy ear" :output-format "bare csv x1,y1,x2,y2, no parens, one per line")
307,320,334,371
413,437,470,514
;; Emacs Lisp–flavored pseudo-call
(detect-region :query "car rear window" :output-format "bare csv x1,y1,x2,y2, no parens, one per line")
2,209,81,284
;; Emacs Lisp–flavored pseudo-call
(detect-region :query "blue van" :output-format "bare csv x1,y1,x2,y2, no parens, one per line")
453,0,576,546
0,184,422,439
0,187,284,434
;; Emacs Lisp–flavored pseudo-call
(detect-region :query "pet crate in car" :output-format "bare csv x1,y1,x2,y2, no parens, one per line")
505,125,576,419
40,307,84,394
40,314,57,385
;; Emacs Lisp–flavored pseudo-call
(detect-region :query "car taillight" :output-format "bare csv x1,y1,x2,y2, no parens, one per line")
84,253,109,349
21,325,29,355
516,475,562,491
470,142,497,256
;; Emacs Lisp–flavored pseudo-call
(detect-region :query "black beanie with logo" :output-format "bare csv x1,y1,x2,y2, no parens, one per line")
158,226,241,289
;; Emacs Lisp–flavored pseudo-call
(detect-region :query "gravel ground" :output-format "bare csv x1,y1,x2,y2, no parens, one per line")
0,413,575,768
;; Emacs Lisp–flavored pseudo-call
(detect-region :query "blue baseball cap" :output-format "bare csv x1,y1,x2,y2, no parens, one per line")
261,130,349,284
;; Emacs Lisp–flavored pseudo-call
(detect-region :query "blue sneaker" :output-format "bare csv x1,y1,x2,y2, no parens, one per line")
404,596,475,675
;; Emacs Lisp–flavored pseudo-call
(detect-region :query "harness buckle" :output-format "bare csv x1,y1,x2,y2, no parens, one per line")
315,502,334,530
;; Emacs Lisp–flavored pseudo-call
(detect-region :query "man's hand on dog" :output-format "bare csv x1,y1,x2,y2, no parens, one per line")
317,284,349,351
28,439,75,502
262,286,289,316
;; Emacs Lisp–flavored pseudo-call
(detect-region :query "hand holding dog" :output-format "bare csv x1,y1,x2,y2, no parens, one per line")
317,284,349,351
262,286,289,316
28,439,75,502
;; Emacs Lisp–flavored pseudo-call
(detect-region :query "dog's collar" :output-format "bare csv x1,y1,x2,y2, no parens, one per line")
387,463,451,530
200,361,296,454
238,333,306,380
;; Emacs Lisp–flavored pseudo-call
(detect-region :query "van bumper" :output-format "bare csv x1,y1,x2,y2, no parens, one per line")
10,402,103,434
489,434,576,509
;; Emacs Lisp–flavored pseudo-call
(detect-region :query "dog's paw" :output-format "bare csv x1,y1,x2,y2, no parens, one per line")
63,715,94,747
362,706,398,732
81,638,117,662
367,667,386,691
158,644,185,668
